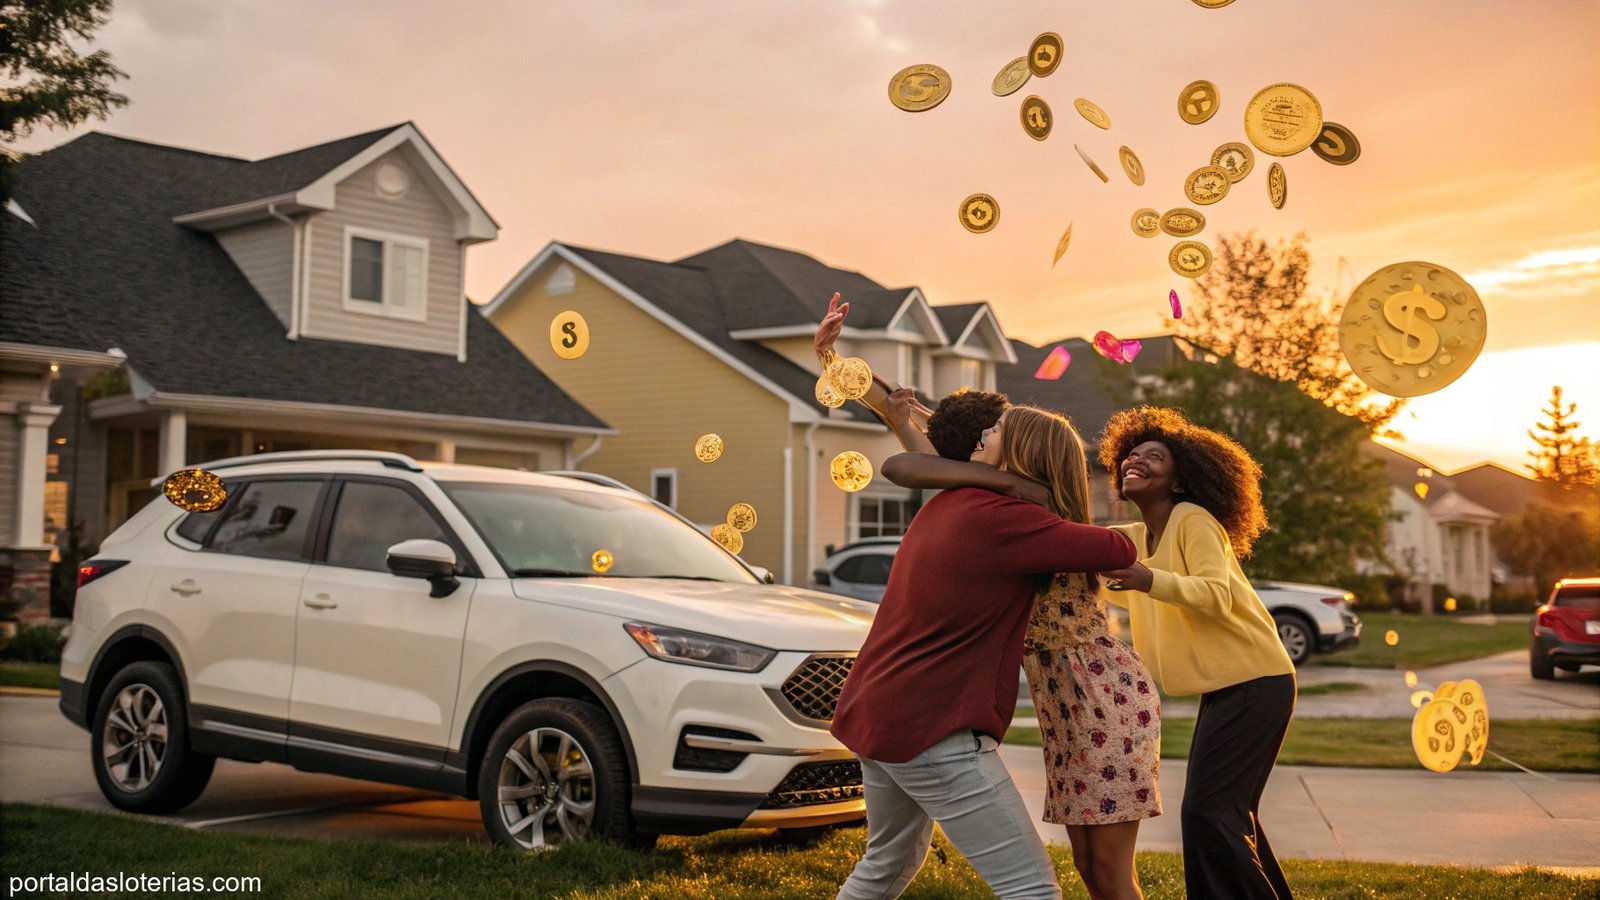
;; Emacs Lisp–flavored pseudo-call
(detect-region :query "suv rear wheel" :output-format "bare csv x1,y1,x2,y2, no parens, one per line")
1272,612,1314,666
1529,638,1556,680
91,661,215,813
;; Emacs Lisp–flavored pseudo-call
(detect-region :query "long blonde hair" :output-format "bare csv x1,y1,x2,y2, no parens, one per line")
997,405,1094,526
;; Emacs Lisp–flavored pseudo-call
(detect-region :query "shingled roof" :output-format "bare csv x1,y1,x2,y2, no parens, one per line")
675,239,918,332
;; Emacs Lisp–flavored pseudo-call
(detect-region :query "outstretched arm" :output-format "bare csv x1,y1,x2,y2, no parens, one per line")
881,452,1052,508
886,387,937,455
815,292,846,364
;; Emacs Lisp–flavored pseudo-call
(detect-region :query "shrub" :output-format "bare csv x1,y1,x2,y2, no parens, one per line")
1334,574,1390,609
1,624,66,664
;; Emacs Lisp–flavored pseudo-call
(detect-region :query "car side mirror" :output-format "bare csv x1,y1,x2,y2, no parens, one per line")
387,539,460,598
812,567,832,587
747,565,776,585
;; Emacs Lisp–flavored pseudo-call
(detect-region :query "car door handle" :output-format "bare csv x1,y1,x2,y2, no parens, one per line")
169,579,201,597
303,594,338,609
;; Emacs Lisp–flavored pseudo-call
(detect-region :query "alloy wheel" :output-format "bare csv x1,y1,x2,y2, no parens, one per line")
101,684,168,792
495,727,597,850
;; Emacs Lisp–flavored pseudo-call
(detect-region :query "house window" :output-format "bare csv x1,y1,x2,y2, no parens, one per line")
650,468,678,508
544,264,576,296
901,345,924,392
344,227,428,321
960,358,979,390
857,495,914,539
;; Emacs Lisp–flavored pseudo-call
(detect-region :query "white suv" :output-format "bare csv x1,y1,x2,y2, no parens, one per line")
59,451,873,849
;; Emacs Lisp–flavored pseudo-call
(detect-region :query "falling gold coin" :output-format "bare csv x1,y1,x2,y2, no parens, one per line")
1118,146,1145,186
1028,32,1064,77
1020,95,1052,141
959,193,1000,233
591,549,614,574
550,310,590,360
1177,79,1219,125
1074,145,1109,183
827,356,873,400
1130,208,1161,238
1074,97,1111,129
1169,240,1213,279
1210,141,1255,182
1311,121,1361,165
694,433,724,463
727,502,757,532
1158,207,1206,238
991,56,1032,97
1385,630,1400,646
1244,82,1323,156
830,451,874,492
1338,261,1488,398
1053,224,1072,266
1192,0,1236,6
710,523,744,555
162,468,228,513
1267,162,1287,209
1405,671,1418,688
888,64,952,112
1184,165,1232,205
816,373,846,408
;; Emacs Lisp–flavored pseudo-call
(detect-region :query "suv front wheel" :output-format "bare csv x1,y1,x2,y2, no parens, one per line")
1272,612,1314,666
91,661,215,813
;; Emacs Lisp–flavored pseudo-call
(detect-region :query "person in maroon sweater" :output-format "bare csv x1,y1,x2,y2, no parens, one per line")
833,405,1137,900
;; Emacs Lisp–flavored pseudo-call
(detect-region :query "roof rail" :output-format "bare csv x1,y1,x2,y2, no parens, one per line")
152,450,424,484
546,470,639,494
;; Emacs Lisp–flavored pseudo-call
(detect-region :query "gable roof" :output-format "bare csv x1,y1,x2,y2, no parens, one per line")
675,239,912,332
1,130,603,432
1444,462,1539,517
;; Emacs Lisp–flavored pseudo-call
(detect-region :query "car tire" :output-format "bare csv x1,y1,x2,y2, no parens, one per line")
90,661,215,814
1272,613,1315,667
1529,641,1556,680
478,697,651,851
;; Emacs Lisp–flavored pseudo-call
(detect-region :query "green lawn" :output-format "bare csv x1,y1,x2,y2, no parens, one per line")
0,804,1588,900
1317,612,1529,669
1296,681,1369,697
0,660,59,691
1006,718,1600,774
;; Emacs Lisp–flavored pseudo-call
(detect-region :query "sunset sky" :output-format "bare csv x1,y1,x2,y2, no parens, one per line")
21,0,1600,472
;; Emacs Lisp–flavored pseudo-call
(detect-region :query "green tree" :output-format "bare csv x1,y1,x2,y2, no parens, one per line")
1526,385,1599,492
1492,504,1600,598
0,0,128,198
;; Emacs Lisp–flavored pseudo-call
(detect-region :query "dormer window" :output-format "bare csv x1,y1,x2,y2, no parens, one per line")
344,227,428,321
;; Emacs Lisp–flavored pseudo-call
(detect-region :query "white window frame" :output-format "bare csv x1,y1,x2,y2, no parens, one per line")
650,467,678,509
342,225,430,322
854,493,915,540
900,344,925,393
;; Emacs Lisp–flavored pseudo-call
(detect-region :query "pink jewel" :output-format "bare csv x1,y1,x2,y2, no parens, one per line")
1169,289,1183,319
1093,331,1143,364
1035,345,1071,379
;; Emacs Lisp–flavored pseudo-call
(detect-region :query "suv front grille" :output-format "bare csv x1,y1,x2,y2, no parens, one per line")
759,760,864,809
780,654,855,723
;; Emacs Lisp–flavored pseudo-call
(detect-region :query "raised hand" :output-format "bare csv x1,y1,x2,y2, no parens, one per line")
815,292,850,361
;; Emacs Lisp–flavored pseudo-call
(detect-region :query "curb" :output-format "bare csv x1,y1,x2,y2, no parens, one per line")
0,686,60,697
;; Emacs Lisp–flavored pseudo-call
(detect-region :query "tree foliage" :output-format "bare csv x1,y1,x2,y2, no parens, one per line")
1492,505,1600,599
1525,385,1600,492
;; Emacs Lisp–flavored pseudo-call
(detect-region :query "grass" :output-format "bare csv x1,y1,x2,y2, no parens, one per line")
1295,681,1370,697
0,804,1589,900
0,660,59,691
1317,612,1529,669
1006,718,1600,774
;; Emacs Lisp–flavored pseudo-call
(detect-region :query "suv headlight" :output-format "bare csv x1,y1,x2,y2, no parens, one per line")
623,622,776,672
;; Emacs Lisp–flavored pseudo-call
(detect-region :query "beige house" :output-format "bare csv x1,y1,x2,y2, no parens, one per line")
484,239,1016,584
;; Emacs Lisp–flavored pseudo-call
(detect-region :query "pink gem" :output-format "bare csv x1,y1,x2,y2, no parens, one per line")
1034,345,1071,380
1169,289,1183,319
1093,331,1143,364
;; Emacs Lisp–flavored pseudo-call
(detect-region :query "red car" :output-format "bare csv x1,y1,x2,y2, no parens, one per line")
1530,577,1600,679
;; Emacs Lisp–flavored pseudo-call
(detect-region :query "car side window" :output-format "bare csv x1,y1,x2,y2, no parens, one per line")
206,481,322,561
176,508,223,544
326,481,448,573
835,553,893,586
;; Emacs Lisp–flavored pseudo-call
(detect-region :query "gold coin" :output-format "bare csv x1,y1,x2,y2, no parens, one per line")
1130,208,1161,238
1210,141,1255,182
1192,0,1236,6
1053,223,1072,266
1074,98,1111,129
1169,240,1213,279
1158,207,1206,238
549,310,590,360
888,64,952,112
591,549,614,574
992,56,1032,96
1311,121,1361,165
830,451,875,493
959,193,999,233
1184,166,1232,206
1118,146,1145,186
1177,79,1220,125
1244,82,1323,156
827,356,873,400
162,468,228,513
1020,95,1052,141
694,433,724,463
815,372,846,408
1267,162,1287,209
1028,32,1063,77
727,502,758,533
1338,261,1487,398
710,524,744,555
1073,145,1108,183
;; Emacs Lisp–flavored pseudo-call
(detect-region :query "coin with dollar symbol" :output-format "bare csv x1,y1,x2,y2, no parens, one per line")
1338,261,1487,397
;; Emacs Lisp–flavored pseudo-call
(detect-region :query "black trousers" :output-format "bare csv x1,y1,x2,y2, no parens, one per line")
1182,673,1297,900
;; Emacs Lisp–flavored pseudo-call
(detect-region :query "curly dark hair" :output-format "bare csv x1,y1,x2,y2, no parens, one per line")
1097,406,1267,558
926,389,1008,461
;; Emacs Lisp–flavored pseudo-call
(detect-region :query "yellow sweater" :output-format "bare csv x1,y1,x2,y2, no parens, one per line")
1105,503,1295,696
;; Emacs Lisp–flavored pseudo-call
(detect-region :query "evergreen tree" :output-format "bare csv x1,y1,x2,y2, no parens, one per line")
1526,385,1600,491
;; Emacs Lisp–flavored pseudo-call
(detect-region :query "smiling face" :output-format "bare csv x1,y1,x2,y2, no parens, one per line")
1119,440,1180,501
970,408,1008,466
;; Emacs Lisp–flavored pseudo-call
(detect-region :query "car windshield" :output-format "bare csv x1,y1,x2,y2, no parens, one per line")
441,482,756,583
1553,585,1600,611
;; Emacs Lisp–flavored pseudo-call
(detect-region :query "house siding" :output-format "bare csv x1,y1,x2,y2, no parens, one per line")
215,219,294,328
0,418,15,546
303,145,463,356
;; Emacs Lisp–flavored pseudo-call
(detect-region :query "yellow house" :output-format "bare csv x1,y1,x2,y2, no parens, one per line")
483,239,1016,585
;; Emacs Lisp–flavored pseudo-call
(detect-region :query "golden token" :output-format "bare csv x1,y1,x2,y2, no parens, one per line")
1053,223,1072,266
1184,165,1232,205
1177,79,1220,125
1073,145,1109,183
710,524,744,555
1130,208,1161,238
1192,0,1236,6
888,64,951,112
162,468,228,513
1210,141,1255,182
1411,678,1489,773
830,451,875,493
815,372,846,409
549,310,590,360
1020,95,1053,141
1073,98,1111,130
727,502,758,533
1338,261,1487,398
1028,32,1063,78
959,192,999,233
992,56,1032,96
827,356,873,400
1244,82,1323,156
1267,162,1287,209
694,433,724,463
591,549,614,574
1118,146,1145,186
1158,207,1206,238
1311,121,1361,165
1169,240,1213,279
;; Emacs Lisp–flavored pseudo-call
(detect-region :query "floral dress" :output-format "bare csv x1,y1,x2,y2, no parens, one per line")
1023,573,1161,825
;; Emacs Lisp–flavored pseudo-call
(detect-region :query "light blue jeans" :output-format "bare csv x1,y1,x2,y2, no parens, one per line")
838,730,1061,900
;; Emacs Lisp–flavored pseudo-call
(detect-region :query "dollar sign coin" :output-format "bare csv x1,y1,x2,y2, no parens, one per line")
1339,261,1487,397
1210,141,1255,183
1118,146,1145,185
1184,166,1232,205
830,451,875,492
1267,163,1287,209
1311,121,1362,165
710,524,744,555
727,502,758,533
162,468,228,513
1158,207,1206,238
888,64,952,112
1169,240,1213,279
1131,208,1161,238
1244,82,1323,156
959,193,1000,233
694,433,724,463
1178,79,1219,125
1020,95,1053,141
550,310,590,360
992,56,1032,97
1376,284,1445,365
1028,32,1063,77
1074,97,1111,129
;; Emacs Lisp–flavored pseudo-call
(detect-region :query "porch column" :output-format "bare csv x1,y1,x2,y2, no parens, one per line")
12,402,62,548
157,408,187,476
435,439,457,463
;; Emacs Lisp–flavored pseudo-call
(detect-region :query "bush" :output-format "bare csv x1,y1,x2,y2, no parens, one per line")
1334,574,1390,609
1,624,66,664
